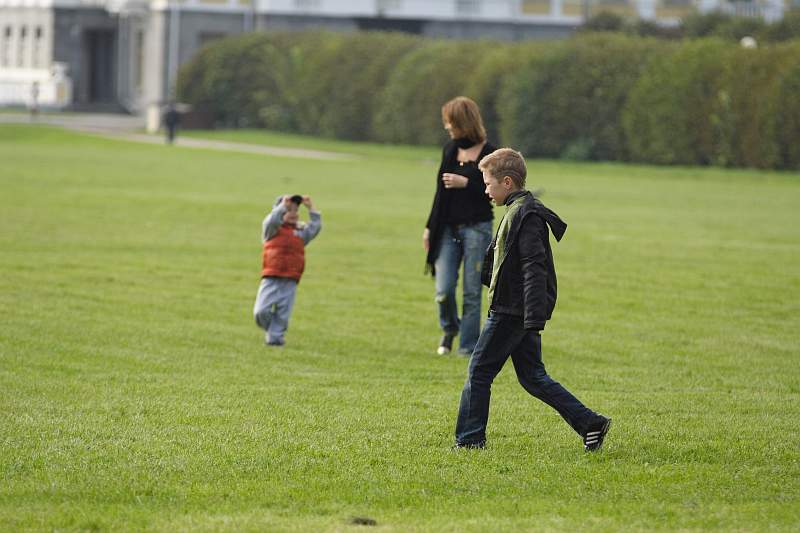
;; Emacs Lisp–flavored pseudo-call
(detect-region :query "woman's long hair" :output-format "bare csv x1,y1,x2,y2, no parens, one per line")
441,96,487,144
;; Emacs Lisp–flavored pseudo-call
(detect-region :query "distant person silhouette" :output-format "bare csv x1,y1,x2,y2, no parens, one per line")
164,104,180,144
29,82,39,120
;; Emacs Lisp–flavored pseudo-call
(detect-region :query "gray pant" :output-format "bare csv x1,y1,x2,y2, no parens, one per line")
253,277,297,343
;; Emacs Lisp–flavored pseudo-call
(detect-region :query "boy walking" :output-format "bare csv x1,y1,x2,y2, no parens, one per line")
454,148,611,451
253,194,321,346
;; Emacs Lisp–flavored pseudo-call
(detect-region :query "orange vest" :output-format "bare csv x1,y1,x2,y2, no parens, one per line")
262,224,305,281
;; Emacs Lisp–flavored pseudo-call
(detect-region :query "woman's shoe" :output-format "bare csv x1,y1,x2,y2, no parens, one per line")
436,332,456,355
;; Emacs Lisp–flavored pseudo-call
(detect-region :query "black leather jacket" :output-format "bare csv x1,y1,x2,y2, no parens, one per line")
481,191,567,330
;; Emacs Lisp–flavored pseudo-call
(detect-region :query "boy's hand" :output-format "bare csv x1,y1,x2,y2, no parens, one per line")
302,196,314,210
422,228,430,252
442,173,468,189
281,195,292,207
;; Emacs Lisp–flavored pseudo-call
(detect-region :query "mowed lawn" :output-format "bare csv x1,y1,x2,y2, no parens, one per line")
1,124,798,531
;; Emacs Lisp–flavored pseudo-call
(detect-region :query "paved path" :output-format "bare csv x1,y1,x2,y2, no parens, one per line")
0,113,358,161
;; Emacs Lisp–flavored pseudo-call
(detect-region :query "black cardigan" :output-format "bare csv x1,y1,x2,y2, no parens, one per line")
425,140,495,274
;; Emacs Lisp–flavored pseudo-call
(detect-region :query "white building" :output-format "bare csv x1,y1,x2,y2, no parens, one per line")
0,0,793,118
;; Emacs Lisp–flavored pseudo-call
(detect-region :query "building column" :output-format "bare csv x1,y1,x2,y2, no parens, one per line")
166,1,180,97
143,8,167,132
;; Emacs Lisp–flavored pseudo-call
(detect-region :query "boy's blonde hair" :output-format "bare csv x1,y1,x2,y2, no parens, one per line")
479,148,527,189
441,96,487,144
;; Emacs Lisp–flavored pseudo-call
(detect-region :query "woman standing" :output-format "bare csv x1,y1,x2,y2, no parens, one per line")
424,96,495,356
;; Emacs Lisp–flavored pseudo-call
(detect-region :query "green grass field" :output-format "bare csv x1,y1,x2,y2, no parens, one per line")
1,124,799,531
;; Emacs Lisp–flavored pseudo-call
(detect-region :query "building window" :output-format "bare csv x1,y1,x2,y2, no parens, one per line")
521,0,552,15
456,0,480,13
1,27,11,67
134,29,144,92
377,0,401,11
32,26,43,68
294,0,321,9
656,0,694,19
18,26,27,67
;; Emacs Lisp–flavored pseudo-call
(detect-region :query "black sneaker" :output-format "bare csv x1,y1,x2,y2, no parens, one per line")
452,440,485,450
583,416,612,452
437,332,456,355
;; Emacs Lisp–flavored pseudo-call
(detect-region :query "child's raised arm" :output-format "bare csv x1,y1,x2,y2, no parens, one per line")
299,196,321,244
262,196,291,241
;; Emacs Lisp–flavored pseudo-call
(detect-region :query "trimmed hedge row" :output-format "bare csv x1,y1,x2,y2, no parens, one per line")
498,34,668,162
177,31,800,170
623,39,800,168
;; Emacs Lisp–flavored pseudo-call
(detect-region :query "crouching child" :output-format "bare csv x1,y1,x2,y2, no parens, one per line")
253,194,321,346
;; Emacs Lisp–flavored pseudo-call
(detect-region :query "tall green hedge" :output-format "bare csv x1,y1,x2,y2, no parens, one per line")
499,34,667,161
372,40,476,145
772,60,800,168
177,31,800,170
176,33,272,127
176,32,309,130
623,39,734,166
315,32,421,141
622,39,800,168
464,41,542,144
720,42,800,168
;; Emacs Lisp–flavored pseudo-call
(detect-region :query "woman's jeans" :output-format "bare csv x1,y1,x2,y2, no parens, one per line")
455,312,597,446
434,221,493,353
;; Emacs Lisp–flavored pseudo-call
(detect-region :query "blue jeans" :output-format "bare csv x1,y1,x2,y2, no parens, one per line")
455,312,598,446
434,221,493,353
